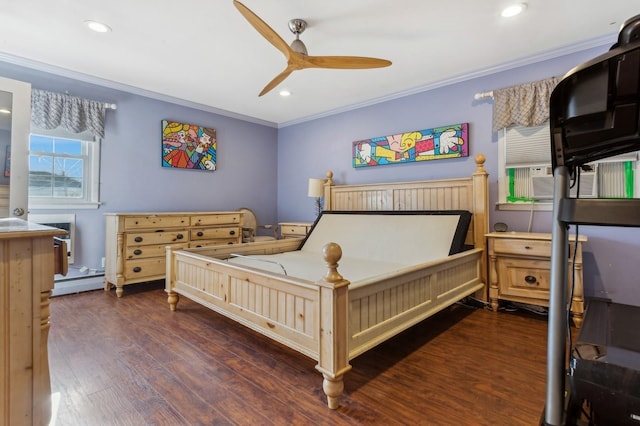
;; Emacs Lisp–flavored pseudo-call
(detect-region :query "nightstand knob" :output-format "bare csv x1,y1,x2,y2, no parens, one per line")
524,275,537,284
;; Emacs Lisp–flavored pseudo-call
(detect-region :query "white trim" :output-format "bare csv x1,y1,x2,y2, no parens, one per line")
52,273,104,296
496,202,552,211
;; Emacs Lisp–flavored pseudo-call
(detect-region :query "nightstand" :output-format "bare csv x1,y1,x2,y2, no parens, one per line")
486,232,587,327
279,222,313,239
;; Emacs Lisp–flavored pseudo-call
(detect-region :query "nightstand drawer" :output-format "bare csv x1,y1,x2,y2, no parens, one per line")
493,238,551,257
279,222,313,238
486,232,587,328
497,257,550,299
282,225,307,236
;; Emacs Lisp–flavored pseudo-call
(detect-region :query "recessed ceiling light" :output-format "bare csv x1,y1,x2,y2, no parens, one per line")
84,20,112,33
0,108,11,114
279,89,291,97
501,3,527,18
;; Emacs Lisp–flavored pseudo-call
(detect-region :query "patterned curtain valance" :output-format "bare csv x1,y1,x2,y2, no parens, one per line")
31,89,108,138
492,76,561,131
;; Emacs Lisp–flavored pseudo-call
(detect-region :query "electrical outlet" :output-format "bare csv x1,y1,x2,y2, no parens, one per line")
101,257,106,268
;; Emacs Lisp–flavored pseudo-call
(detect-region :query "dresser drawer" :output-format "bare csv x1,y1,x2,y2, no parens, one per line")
493,238,551,257
124,215,189,230
497,257,550,300
124,258,166,280
125,242,188,260
191,213,240,226
125,230,187,246
189,238,239,248
190,226,240,241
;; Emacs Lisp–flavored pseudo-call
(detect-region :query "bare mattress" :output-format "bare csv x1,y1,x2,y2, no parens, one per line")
227,210,471,284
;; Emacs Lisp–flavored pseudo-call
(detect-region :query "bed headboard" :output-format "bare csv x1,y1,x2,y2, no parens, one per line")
323,154,489,298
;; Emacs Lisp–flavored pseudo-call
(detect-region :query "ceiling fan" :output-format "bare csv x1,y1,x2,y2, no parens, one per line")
233,0,392,96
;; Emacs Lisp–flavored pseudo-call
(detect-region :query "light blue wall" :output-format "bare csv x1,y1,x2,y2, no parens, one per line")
277,43,640,306
0,62,278,271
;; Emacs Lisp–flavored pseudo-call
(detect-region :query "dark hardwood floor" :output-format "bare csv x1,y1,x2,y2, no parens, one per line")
48,281,553,425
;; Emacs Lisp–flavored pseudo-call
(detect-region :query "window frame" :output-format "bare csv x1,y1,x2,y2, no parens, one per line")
497,122,639,211
28,128,101,210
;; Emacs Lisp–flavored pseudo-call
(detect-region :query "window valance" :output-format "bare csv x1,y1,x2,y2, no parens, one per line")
31,89,112,138
492,76,561,131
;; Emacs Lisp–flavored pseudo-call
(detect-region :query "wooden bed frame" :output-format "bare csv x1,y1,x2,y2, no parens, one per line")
165,154,489,409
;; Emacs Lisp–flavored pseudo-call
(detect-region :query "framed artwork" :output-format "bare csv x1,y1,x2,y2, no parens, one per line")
162,120,217,171
352,122,468,168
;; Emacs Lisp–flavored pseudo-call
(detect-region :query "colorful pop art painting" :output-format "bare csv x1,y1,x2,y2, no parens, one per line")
352,123,469,168
162,120,217,171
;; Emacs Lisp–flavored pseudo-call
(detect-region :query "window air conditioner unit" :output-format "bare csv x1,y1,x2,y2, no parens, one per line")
531,166,598,199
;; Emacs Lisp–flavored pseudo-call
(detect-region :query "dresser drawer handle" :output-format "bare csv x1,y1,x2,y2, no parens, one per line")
197,231,204,237
524,245,531,250
133,249,142,255
133,266,142,273
176,234,184,240
229,230,236,235
134,236,143,243
524,275,537,284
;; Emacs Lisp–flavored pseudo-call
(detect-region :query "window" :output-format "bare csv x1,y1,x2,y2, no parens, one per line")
498,123,638,210
28,129,100,209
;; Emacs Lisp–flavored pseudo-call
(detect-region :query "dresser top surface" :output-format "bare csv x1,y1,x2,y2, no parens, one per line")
104,211,239,216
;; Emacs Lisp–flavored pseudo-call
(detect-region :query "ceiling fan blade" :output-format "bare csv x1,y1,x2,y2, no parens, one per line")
259,67,296,97
233,0,292,58
304,55,392,70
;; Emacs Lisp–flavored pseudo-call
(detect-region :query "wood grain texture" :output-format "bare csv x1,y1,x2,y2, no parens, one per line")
49,282,549,425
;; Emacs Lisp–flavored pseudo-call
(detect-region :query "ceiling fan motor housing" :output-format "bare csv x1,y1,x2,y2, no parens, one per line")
288,19,308,54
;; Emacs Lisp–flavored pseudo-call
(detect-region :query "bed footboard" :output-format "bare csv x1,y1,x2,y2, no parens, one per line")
166,242,484,409
166,241,352,409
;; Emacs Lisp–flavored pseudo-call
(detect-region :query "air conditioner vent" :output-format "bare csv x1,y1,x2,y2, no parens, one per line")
531,169,597,199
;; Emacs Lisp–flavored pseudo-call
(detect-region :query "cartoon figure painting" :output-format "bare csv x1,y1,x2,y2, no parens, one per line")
353,123,468,168
162,120,217,171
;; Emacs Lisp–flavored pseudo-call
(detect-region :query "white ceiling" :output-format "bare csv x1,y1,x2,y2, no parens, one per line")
0,1,638,127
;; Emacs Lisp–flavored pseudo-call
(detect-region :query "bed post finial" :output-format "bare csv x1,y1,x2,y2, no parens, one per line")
322,242,343,282
325,170,334,186
474,154,486,173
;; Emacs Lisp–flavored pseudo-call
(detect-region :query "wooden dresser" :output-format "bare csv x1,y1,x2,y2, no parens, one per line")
487,232,587,327
105,211,242,297
0,219,67,426
279,221,313,239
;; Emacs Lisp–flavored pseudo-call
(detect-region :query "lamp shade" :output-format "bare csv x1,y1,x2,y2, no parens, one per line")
307,178,324,198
